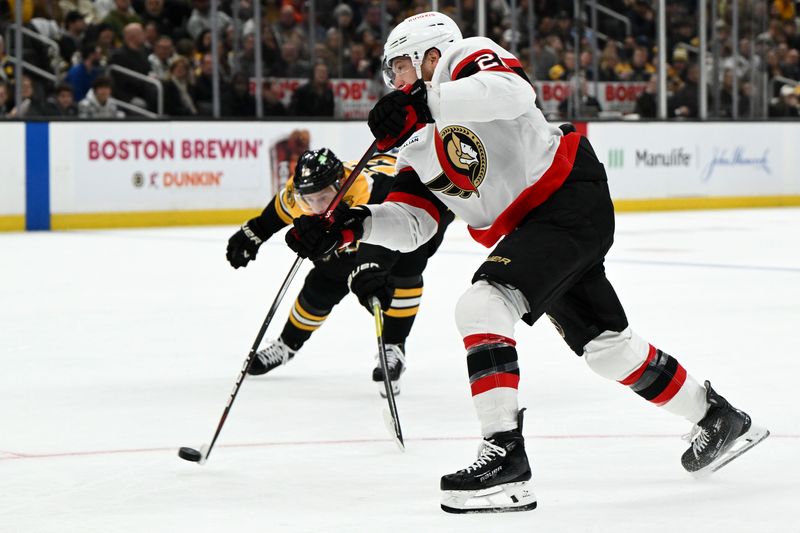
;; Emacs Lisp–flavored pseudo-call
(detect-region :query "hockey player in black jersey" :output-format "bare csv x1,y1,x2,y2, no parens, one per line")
226,147,452,396
285,12,769,514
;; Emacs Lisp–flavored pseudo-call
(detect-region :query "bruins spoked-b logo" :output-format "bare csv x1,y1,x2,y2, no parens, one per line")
426,125,487,199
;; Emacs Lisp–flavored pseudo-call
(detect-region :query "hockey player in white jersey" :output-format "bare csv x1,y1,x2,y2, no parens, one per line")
285,11,769,514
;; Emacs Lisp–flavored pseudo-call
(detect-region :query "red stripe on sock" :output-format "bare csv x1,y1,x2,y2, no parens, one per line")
470,372,520,396
619,344,656,386
651,364,687,406
463,333,517,350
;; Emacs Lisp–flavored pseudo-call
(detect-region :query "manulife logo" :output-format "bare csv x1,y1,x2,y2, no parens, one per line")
608,148,624,168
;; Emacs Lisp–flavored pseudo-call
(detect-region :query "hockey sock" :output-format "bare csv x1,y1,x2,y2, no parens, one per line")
584,328,708,424
619,344,707,423
382,276,423,345
280,294,332,351
465,334,520,437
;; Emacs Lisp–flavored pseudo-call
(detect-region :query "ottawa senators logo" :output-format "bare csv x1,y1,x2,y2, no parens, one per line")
425,125,487,199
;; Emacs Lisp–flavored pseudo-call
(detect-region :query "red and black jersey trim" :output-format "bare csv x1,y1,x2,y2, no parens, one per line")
384,167,449,225
452,49,516,80
467,132,582,248
467,342,520,396
619,345,687,406
451,49,533,89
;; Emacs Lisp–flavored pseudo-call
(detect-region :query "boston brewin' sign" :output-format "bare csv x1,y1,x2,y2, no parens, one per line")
49,122,271,214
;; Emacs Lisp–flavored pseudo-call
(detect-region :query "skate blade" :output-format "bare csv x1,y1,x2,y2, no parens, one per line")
692,424,770,478
377,380,400,399
441,481,537,514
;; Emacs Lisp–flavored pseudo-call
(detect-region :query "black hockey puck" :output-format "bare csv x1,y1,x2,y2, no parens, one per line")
178,446,202,462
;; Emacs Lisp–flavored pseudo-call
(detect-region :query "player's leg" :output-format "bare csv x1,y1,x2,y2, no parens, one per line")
248,261,350,375
440,147,619,512
440,278,535,513
548,262,769,475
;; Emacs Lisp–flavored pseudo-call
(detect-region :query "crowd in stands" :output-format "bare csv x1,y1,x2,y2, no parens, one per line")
0,0,798,119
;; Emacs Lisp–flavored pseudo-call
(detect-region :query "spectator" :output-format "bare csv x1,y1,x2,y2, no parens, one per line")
233,32,257,78
103,0,143,41
632,74,658,118
773,0,795,21
629,0,655,40
163,55,197,115
342,42,372,78
8,75,45,118
272,40,311,78
149,35,175,79
186,0,232,40
88,22,118,62
260,25,283,74
59,10,87,64
356,2,385,39
65,41,103,101
671,47,690,82
261,79,287,116
229,72,255,116
79,76,125,117
598,45,621,81
769,84,800,117
289,61,334,117
669,63,702,118
719,69,750,118
781,49,800,80
95,0,118,21
192,52,231,115
139,0,178,39
628,45,655,82
272,5,306,51
143,20,161,52
44,83,79,117
0,80,9,117
58,0,99,24
109,23,155,108
530,36,559,81
0,35,13,85
558,77,602,118
333,3,357,48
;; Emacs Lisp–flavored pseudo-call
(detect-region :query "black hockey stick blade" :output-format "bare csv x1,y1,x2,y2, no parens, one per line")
372,298,405,450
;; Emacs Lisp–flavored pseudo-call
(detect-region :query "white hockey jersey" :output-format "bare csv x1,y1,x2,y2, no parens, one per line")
363,37,582,251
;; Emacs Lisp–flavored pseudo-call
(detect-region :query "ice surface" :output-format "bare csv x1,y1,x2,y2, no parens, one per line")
1,208,798,532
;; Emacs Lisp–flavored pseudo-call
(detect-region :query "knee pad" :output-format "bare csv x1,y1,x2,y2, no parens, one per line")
455,280,530,340
582,327,649,381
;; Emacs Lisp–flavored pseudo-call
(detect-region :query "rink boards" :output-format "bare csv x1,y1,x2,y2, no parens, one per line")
1,120,800,231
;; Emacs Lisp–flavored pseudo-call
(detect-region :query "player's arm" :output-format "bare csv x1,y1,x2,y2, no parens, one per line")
360,166,447,253
427,46,535,123
285,167,448,260
226,188,294,269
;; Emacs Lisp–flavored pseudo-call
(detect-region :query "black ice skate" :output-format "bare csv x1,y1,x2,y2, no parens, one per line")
681,380,769,477
440,409,537,514
247,338,296,376
372,343,405,398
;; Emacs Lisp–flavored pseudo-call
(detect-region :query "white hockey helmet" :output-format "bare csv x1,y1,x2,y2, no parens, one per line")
382,11,462,88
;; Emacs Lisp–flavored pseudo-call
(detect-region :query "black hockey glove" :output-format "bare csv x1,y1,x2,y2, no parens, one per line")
368,79,433,152
285,205,370,261
348,263,394,312
226,220,268,268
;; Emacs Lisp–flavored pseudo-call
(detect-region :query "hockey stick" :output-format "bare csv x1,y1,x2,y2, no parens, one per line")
179,140,379,465
371,298,405,451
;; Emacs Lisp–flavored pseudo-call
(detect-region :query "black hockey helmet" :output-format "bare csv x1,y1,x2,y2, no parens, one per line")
293,148,344,196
